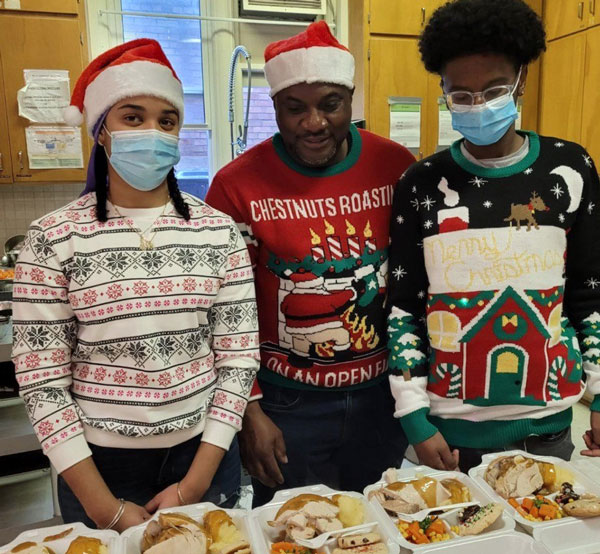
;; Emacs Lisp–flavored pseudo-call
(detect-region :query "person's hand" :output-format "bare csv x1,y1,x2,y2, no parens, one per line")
413,432,459,470
239,401,287,487
144,477,210,513
93,498,151,531
145,483,184,513
113,501,152,532
581,411,600,457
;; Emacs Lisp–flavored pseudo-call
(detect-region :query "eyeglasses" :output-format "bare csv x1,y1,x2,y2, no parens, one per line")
444,67,522,112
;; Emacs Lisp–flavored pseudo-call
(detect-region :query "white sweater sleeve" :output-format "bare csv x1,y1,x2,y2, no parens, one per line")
12,225,92,473
203,223,259,450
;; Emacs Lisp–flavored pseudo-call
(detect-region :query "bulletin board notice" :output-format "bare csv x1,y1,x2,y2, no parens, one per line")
25,126,84,169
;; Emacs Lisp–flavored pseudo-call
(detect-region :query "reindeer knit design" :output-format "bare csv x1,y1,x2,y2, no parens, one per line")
386,131,600,448
11,193,260,473
504,191,549,231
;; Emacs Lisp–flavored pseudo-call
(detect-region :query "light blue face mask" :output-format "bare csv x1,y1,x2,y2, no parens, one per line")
104,128,180,191
449,71,521,146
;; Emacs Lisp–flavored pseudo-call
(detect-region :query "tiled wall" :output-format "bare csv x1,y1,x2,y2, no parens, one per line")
0,184,83,247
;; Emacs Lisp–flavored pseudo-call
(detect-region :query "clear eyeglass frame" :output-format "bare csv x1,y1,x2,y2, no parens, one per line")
444,67,523,113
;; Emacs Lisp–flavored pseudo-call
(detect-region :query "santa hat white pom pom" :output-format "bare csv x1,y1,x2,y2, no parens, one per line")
63,105,84,126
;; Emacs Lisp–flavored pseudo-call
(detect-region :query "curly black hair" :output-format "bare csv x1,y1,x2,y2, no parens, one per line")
419,0,546,74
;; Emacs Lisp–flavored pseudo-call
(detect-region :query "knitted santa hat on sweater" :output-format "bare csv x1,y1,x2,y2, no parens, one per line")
264,20,354,97
290,271,324,289
64,38,184,135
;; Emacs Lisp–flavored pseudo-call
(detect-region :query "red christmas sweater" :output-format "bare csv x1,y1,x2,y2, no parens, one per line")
206,125,415,397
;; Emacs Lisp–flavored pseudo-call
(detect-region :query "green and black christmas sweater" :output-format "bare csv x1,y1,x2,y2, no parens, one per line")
207,124,415,398
387,131,600,448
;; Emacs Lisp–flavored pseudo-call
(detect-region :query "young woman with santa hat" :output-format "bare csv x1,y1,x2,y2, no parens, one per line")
12,39,259,531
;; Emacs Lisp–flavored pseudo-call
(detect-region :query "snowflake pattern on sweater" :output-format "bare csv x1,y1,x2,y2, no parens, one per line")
12,193,259,472
387,132,600,447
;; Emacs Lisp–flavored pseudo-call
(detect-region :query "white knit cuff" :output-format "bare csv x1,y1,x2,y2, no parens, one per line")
202,419,237,451
47,434,93,474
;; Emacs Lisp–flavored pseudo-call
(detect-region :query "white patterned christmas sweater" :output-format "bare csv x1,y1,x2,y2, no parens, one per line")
12,192,259,473
387,132,600,447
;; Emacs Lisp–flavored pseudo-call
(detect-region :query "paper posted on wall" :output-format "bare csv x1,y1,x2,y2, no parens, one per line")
25,127,84,169
389,97,421,149
438,99,463,147
17,70,70,123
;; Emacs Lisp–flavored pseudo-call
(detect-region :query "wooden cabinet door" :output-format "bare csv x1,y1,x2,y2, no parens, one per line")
0,52,13,184
538,33,586,144
589,0,600,30
544,0,587,41
581,28,600,164
369,37,430,155
0,0,79,15
0,13,89,183
370,0,441,36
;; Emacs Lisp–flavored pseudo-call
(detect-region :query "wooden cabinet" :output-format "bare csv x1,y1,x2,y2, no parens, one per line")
539,33,586,144
0,0,79,14
369,0,444,36
350,0,543,157
539,25,600,163
0,53,13,185
369,37,430,155
544,0,596,41
581,29,600,164
0,2,89,184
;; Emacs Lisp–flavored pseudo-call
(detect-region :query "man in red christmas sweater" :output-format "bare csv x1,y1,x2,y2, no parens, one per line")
206,21,415,505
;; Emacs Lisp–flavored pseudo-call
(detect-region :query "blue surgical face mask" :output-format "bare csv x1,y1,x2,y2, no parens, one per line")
449,70,521,146
104,128,180,191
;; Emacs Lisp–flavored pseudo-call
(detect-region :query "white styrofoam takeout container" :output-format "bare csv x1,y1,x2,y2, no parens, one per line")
416,531,553,553
532,517,600,554
363,465,515,551
468,450,600,535
249,484,400,554
0,522,119,554
120,502,253,554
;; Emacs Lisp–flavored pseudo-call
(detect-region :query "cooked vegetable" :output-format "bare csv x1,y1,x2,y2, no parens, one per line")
508,495,563,522
270,542,314,554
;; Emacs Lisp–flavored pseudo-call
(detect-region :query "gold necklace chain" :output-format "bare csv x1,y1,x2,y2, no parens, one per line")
109,196,170,251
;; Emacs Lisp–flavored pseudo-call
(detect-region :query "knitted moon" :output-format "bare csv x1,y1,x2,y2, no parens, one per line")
550,166,584,213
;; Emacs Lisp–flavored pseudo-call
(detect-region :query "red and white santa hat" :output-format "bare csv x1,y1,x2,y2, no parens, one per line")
290,270,324,289
64,38,184,135
264,20,354,97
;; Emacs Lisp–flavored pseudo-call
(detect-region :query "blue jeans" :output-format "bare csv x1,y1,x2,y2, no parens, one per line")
58,434,241,526
252,378,408,507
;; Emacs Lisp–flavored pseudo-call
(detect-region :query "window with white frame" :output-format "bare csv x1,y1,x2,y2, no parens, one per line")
87,1,346,197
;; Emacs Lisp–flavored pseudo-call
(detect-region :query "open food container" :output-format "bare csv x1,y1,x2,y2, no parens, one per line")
468,450,600,534
0,522,120,554
533,517,600,553
363,466,515,551
417,531,552,553
249,484,399,554
121,502,253,554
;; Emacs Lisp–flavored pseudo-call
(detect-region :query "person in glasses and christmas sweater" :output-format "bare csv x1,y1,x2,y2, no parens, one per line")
206,21,415,505
387,0,600,473
11,39,259,530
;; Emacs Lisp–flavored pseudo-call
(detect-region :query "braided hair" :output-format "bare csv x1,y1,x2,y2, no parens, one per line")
94,145,191,222
167,169,191,220
94,142,109,222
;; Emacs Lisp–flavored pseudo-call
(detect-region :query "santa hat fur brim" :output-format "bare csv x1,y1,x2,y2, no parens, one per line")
66,60,184,135
265,46,354,97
